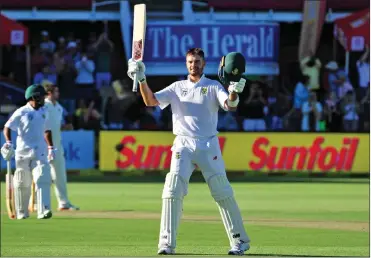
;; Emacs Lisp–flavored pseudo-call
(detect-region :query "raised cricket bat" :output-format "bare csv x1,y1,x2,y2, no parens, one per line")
131,4,147,92
6,161,16,219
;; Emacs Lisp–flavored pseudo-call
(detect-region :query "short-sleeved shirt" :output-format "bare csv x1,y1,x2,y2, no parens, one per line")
44,99,64,147
5,103,51,158
154,75,229,138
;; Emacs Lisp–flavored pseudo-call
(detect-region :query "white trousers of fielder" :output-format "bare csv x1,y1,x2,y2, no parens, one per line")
158,135,250,250
50,147,70,207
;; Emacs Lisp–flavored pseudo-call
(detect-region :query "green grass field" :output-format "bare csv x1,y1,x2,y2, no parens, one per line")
1,179,370,257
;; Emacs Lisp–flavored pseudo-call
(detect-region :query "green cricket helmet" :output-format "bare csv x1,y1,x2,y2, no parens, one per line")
218,52,246,85
25,84,46,102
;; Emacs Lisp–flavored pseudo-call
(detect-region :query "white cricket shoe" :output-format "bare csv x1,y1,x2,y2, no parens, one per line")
58,203,80,211
228,240,250,255
157,246,175,255
37,210,52,219
16,213,29,220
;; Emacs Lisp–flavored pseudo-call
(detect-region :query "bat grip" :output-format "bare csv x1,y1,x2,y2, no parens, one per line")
132,73,138,92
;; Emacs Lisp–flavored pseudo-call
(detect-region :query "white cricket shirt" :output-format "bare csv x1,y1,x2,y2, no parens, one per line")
5,103,52,159
154,75,229,138
44,98,64,147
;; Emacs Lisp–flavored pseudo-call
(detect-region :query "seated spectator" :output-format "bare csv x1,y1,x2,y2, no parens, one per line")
40,31,56,54
324,91,342,132
91,32,114,89
239,82,267,131
301,92,323,132
33,65,57,86
75,53,95,88
300,55,321,91
341,90,360,132
356,46,370,100
74,99,101,131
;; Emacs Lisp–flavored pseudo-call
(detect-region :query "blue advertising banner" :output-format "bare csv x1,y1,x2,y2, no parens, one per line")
144,24,279,63
0,130,95,170
124,23,280,75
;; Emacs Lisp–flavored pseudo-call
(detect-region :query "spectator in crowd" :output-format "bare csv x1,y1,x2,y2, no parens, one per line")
300,54,321,92
74,98,101,131
40,31,56,54
31,47,48,77
268,94,291,131
284,74,310,131
356,46,370,100
33,65,57,86
57,37,66,51
337,74,354,101
326,61,350,97
91,32,114,89
239,81,267,131
218,110,239,131
324,91,342,132
66,41,81,64
75,53,95,89
301,92,323,132
66,32,76,44
341,90,360,132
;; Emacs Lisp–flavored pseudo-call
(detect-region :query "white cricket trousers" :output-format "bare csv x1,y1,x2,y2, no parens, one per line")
50,147,70,207
159,135,249,250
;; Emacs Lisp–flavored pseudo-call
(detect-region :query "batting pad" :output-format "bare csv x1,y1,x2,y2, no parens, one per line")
33,164,52,215
159,173,186,249
207,174,250,247
13,168,32,218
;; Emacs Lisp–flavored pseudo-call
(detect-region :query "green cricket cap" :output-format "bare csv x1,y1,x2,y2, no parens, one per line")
223,52,246,82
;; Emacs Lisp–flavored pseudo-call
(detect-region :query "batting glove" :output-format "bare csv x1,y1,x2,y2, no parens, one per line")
47,146,56,162
228,78,246,94
1,141,14,161
127,58,146,83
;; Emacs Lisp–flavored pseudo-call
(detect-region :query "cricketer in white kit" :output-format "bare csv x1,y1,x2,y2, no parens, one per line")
1,84,56,219
127,48,250,256
42,84,79,210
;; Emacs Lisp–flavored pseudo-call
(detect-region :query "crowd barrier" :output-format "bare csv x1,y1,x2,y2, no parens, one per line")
99,131,370,174
0,130,95,170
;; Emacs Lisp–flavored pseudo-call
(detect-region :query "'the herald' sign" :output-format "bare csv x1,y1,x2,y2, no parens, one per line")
142,24,279,63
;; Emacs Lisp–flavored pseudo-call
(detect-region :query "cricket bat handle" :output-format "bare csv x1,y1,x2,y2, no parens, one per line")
132,73,138,92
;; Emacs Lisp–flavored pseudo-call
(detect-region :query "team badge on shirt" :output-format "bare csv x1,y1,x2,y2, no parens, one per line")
27,113,34,121
201,87,207,95
42,114,45,119
181,88,188,97
175,152,181,159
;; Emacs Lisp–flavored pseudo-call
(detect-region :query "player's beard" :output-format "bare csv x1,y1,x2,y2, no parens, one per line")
189,67,203,77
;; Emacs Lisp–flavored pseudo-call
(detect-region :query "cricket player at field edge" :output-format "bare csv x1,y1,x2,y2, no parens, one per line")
38,84,79,211
127,49,250,256
1,84,56,219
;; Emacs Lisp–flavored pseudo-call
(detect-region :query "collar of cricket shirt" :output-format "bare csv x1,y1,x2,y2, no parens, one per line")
187,74,205,87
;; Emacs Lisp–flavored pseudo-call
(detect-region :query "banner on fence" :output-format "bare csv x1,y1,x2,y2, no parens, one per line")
123,23,280,75
1,130,95,170
99,132,369,173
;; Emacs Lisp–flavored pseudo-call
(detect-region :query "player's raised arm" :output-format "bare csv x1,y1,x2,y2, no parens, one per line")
127,58,158,106
127,59,175,109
